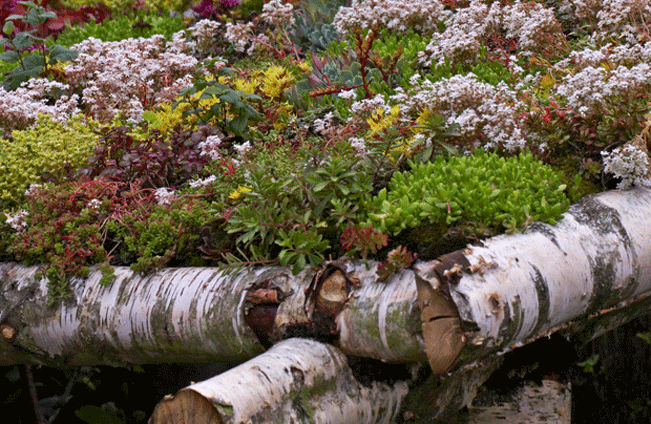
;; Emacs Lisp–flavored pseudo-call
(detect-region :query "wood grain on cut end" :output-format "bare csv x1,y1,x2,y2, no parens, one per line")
414,261,465,375
149,389,222,424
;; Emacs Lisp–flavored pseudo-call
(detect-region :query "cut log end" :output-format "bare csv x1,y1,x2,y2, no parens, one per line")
149,389,222,424
414,261,466,375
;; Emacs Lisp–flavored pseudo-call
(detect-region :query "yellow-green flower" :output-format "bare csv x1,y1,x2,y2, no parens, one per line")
367,106,400,136
261,66,293,100
228,186,252,200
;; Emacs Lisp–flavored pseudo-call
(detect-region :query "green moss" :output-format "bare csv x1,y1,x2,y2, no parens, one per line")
0,115,99,211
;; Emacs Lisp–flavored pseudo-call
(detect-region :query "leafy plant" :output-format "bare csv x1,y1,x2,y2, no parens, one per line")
52,10,187,47
175,67,262,139
289,0,346,52
0,1,78,90
82,125,212,189
222,140,373,272
363,149,572,244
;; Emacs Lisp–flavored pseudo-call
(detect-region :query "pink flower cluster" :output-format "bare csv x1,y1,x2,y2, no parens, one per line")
64,35,198,123
0,79,80,135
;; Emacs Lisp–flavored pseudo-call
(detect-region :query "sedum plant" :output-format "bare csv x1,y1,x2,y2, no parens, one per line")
52,10,187,47
0,115,98,211
363,149,573,254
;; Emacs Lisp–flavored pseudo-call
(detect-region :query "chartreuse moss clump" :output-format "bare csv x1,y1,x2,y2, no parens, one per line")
0,115,99,211
364,150,572,241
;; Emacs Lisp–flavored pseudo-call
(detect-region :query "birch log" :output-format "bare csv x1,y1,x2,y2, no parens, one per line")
149,338,410,424
0,258,425,365
0,264,296,365
416,187,651,374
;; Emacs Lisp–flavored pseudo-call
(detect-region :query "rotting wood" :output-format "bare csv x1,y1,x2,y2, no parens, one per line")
149,338,411,424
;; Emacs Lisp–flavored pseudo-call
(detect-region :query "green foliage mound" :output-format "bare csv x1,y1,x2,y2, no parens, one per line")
52,11,187,47
0,115,98,211
364,150,572,243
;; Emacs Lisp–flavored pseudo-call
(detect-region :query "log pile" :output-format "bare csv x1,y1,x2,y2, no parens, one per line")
2,188,651,422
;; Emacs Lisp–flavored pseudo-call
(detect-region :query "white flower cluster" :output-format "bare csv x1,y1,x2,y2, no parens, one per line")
260,0,295,28
191,19,222,51
189,175,217,188
595,0,651,45
225,22,269,55
556,62,651,118
154,187,176,206
348,136,369,156
566,0,601,20
198,134,223,160
392,74,526,151
65,35,198,123
333,0,446,37
0,78,80,134
166,30,196,55
418,0,501,67
419,0,565,66
313,112,335,135
350,94,390,120
5,210,29,232
602,141,651,189
233,141,253,156
502,1,564,56
86,198,102,212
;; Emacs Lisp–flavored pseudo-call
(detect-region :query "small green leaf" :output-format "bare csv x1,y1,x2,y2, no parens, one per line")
48,44,78,63
0,49,20,63
3,21,14,35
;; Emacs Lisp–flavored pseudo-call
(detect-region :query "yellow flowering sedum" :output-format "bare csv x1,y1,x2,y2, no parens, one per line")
229,186,252,200
0,115,99,210
367,105,400,136
261,66,294,100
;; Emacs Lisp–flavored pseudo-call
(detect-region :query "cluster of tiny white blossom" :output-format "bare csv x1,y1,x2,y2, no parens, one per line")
233,141,253,157
154,187,176,206
602,143,651,189
350,94,390,120
260,0,295,28
198,134,223,160
555,62,651,118
348,136,369,156
86,198,102,212
190,19,222,51
64,35,198,123
4,210,29,232
419,0,564,66
224,21,268,55
595,0,651,45
418,0,500,67
392,74,526,151
502,1,565,56
189,174,217,188
0,78,80,134
313,112,335,135
333,0,445,36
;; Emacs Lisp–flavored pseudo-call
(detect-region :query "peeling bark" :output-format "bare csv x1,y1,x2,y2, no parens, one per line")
149,338,411,424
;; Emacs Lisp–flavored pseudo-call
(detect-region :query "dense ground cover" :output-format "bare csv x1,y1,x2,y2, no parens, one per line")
2,0,651,421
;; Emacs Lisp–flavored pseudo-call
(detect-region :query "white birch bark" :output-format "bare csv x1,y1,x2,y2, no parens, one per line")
149,338,410,424
416,187,651,373
0,264,292,365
